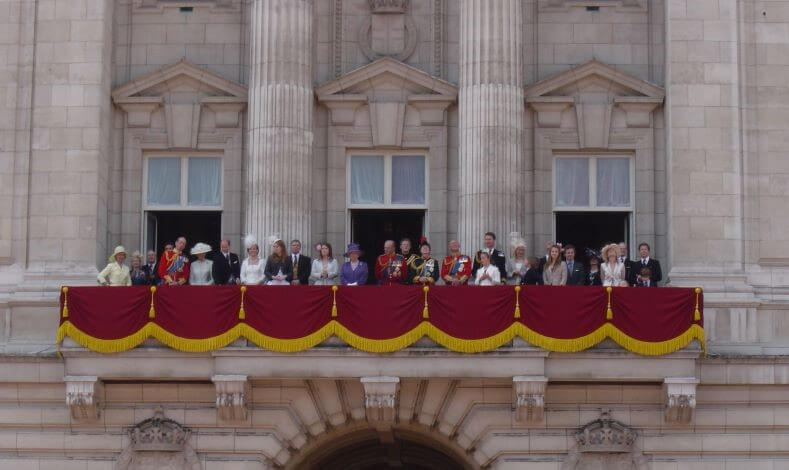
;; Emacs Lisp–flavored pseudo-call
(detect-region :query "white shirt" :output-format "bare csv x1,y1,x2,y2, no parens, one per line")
474,265,501,286
240,257,265,285
189,259,214,285
601,261,626,287
309,258,339,285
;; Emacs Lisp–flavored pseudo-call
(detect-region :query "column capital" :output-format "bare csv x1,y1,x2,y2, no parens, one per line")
64,375,102,421
513,376,547,423
212,375,250,422
663,377,698,424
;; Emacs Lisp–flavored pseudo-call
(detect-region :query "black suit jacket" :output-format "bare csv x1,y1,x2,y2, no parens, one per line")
472,249,507,282
212,251,241,285
521,267,543,286
629,258,662,287
565,260,586,286
143,264,159,286
290,254,312,285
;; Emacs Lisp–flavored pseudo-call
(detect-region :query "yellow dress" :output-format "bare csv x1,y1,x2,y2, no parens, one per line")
97,262,131,286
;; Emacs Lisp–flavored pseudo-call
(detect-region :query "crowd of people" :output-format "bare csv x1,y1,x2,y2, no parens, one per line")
97,232,662,288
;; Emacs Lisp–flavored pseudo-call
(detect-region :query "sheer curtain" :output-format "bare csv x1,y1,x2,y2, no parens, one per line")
596,158,630,207
188,157,222,206
147,157,181,205
555,158,590,207
351,156,384,204
391,156,425,204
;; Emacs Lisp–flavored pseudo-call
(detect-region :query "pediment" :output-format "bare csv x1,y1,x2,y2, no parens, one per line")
316,57,457,99
525,60,664,100
112,59,247,102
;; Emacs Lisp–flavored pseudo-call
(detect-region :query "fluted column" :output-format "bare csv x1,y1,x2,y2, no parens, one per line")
247,0,313,246
457,0,524,253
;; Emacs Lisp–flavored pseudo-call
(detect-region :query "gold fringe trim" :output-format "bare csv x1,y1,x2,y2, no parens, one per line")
694,287,702,322
514,286,521,319
61,286,69,318
56,321,706,356
605,287,613,320
422,286,429,319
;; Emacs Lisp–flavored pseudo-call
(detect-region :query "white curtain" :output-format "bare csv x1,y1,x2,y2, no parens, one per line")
147,157,181,205
391,156,425,204
188,157,222,206
351,156,384,204
596,158,630,207
555,158,590,207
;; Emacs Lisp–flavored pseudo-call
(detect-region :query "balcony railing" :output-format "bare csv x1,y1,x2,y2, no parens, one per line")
57,285,704,355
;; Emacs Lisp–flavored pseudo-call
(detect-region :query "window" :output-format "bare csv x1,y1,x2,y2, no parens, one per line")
554,155,632,211
144,156,222,209
348,154,427,208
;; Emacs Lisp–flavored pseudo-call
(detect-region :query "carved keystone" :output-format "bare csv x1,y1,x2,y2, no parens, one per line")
361,376,400,427
663,377,698,424
513,376,548,422
212,375,250,422
65,376,101,421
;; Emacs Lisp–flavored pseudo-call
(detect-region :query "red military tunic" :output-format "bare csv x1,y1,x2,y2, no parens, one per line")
441,254,472,285
157,250,190,285
375,253,407,285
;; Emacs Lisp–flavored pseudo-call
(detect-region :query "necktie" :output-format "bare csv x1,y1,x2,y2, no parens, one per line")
642,259,647,266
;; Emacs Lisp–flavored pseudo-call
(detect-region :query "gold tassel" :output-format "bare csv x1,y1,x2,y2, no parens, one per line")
239,285,247,320
331,285,338,318
61,286,69,318
514,286,522,319
422,286,429,319
148,286,156,319
605,286,613,320
694,287,702,322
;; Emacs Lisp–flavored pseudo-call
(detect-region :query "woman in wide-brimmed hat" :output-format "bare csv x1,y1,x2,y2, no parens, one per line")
600,243,627,287
189,242,214,285
340,242,368,286
97,246,131,286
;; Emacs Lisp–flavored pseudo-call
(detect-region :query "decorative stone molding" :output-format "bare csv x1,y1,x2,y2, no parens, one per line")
527,97,574,128
576,409,636,453
540,0,646,12
359,0,418,62
333,0,344,78
513,376,548,422
135,0,238,13
212,375,250,422
65,376,102,421
116,410,201,470
361,376,400,426
663,377,698,423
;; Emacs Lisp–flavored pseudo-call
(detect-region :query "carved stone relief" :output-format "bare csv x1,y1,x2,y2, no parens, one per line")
358,0,418,62
361,376,400,430
561,410,648,470
115,410,201,470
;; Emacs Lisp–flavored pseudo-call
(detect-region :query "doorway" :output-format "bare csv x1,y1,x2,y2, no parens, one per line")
145,210,222,259
350,209,425,284
555,211,629,264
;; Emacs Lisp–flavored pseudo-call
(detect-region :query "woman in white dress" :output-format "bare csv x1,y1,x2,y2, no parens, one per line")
474,251,501,286
309,242,339,285
600,243,627,287
188,242,214,285
505,239,528,285
240,235,265,285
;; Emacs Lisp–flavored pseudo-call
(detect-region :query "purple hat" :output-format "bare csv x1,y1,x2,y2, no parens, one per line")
344,242,362,256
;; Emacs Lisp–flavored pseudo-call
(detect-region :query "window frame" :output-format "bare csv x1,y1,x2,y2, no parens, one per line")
346,151,429,210
552,153,635,213
142,153,224,211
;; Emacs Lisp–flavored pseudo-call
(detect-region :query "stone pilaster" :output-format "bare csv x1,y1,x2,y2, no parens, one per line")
247,0,314,246
457,0,525,254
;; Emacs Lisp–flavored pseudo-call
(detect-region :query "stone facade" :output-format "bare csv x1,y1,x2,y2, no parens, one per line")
1,0,789,468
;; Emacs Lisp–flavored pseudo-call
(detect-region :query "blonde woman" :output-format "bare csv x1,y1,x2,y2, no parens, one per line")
601,243,627,287
506,239,528,285
542,244,567,286
130,251,149,285
97,246,131,286
240,235,265,285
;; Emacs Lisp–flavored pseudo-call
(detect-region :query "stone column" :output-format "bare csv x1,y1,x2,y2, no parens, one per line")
457,0,525,254
247,0,314,246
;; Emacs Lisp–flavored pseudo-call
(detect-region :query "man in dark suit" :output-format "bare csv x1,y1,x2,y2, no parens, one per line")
289,239,312,285
212,239,241,285
472,232,507,283
564,244,586,286
143,249,160,285
628,242,662,287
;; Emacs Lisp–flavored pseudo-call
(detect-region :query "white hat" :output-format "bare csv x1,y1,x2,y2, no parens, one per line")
244,234,258,250
108,246,127,263
190,242,212,255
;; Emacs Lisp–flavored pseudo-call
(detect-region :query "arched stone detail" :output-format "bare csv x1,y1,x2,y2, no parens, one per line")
115,410,201,470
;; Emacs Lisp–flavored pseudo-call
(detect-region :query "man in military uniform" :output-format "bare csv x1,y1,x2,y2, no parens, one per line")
441,239,472,285
375,240,407,285
472,232,507,284
410,240,439,285
400,238,419,285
